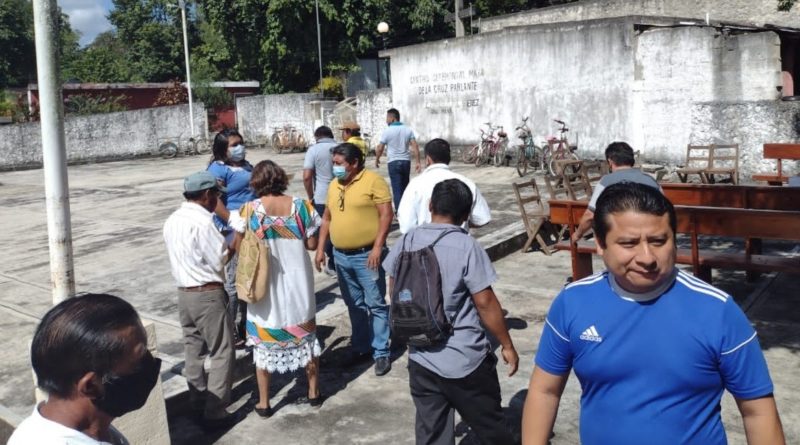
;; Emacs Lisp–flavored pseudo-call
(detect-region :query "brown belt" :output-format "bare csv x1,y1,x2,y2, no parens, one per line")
179,282,223,292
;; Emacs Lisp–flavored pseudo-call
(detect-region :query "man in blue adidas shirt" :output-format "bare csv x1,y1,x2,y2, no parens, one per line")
522,183,784,445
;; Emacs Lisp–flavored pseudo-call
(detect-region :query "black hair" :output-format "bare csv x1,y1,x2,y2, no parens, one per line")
424,138,451,165
387,108,400,121
314,126,334,139
605,141,636,167
182,189,210,201
593,182,676,248
210,128,243,164
332,142,365,168
31,293,142,398
349,128,361,137
431,179,473,224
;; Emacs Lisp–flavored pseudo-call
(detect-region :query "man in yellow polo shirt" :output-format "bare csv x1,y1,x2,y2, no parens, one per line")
340,122,368,158
315,142,394,376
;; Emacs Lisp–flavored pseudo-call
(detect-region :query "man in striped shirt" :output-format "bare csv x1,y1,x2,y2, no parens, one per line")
163,171,236,429
522,183,784,445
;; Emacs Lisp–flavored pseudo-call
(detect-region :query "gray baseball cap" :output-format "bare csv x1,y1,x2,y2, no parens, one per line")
184,171,227,193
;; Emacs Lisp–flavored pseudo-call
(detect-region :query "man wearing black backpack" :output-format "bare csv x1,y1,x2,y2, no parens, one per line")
383,178,519,445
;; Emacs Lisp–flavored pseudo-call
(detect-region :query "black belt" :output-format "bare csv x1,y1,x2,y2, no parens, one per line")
335,246,373,255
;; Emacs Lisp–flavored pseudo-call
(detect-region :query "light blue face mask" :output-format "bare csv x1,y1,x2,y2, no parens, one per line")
332,165,347,179
229,144,246,162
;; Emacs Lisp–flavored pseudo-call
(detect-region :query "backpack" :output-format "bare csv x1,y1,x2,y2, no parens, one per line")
389,228,466,347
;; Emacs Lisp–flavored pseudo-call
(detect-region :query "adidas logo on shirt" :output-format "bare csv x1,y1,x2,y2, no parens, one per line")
580,325,603,342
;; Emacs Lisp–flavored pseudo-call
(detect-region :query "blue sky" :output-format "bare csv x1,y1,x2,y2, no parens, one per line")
61,0,114,46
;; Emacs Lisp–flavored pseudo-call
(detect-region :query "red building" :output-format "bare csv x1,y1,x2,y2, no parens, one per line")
27,81,260,130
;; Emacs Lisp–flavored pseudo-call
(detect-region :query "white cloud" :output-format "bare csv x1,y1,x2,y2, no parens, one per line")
60,0,113,46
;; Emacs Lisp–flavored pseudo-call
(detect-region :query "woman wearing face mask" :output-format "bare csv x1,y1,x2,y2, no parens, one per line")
236,160,323,417
207,128,257,347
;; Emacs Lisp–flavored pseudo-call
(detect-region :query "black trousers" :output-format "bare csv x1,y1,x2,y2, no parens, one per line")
408,354,515,445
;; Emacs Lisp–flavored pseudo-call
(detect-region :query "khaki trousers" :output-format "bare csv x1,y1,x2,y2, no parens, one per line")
177,288,235,419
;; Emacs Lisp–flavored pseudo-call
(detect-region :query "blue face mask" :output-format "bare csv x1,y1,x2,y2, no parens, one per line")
332,165,347,179
229,144,246,162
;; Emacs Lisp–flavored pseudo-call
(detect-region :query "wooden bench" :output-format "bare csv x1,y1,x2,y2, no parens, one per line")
752,143,800,185
704,144,739,184
548,199,800,283
661,183,800,211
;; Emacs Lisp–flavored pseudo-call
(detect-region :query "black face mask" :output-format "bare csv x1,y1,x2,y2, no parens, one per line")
93,352,162,418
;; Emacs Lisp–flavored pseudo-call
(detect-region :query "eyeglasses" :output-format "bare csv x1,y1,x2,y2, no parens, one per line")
338,187,345,211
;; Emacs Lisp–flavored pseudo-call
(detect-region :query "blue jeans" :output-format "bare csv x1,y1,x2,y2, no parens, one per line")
388,160,411,211
333,247,390,359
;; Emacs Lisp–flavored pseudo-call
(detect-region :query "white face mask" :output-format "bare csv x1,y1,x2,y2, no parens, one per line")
229,144,246,162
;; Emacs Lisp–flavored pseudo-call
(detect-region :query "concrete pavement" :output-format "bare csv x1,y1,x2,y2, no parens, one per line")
0,150,798,444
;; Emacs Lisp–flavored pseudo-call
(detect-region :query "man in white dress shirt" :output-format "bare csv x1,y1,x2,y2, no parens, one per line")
397,138,491,234
163,171,236,428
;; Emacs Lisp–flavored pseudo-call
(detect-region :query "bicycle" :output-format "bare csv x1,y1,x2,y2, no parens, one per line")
463,122,508,167
543,119,579,176
158,133,210,159
271,125,308,154
513,116,543,177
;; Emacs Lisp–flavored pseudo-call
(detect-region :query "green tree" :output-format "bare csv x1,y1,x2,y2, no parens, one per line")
778,0,796,10
0,0,35,88
107,0,187,82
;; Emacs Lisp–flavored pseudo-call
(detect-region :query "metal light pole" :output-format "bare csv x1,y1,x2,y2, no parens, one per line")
32,0,75,304
178,0,195,139
377,22,390,88
316,0,323,92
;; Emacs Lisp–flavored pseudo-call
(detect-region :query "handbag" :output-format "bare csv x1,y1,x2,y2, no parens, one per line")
235,201,269,304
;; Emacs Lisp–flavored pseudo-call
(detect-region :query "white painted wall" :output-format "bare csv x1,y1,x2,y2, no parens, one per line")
0,104,206,170
386,17,790,177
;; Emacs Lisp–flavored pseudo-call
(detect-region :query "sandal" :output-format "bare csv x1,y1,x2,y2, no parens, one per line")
296,394,324,408
254,405,273,418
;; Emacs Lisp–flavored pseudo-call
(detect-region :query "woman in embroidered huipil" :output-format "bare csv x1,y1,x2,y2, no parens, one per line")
241,160,322,416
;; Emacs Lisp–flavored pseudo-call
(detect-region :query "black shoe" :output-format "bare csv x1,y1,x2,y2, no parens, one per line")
201,413,239,431
296,394,325,408
254,405,273,418
374,357,391,376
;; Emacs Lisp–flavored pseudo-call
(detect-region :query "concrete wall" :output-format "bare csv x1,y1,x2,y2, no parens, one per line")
690,100,800,177
386,17,787,175
356,88,393,141
236,93,320,145
481,0,800,32
0,104,206,170
387,19,636,157
632,27,782,162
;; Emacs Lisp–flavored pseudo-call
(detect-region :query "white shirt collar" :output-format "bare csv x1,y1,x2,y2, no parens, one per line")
181,201,213,216
423,163,451,174
610,268,678,302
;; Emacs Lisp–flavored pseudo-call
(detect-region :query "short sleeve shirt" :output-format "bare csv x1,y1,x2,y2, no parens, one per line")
379,122,416,162
303,138,337,204
383,224,497,378
326,169,392,249
535,269,774,445
587,168,661,211
8,404,129,445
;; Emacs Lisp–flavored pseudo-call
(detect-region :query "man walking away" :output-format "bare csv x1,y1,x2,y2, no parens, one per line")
397,138,491,234
572,141,660,241
304,125,338,275
340,121,368,158
163,171,236,429
375,108,421,211
384,178,520,445
315,143,395,376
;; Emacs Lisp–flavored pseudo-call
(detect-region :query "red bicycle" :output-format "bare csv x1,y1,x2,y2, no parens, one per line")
544,119,579,176
462,122,509,167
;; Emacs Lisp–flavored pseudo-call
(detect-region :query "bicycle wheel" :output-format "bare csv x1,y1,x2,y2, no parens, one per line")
193,138,210,155
548,152,580,176
271,134,282,154
462,144,478,164
158,142,178,159
515,145,528,177
475,143,490,167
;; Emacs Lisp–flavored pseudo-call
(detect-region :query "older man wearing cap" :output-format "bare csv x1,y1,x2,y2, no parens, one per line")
163,171,236,428
341,121,368,158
